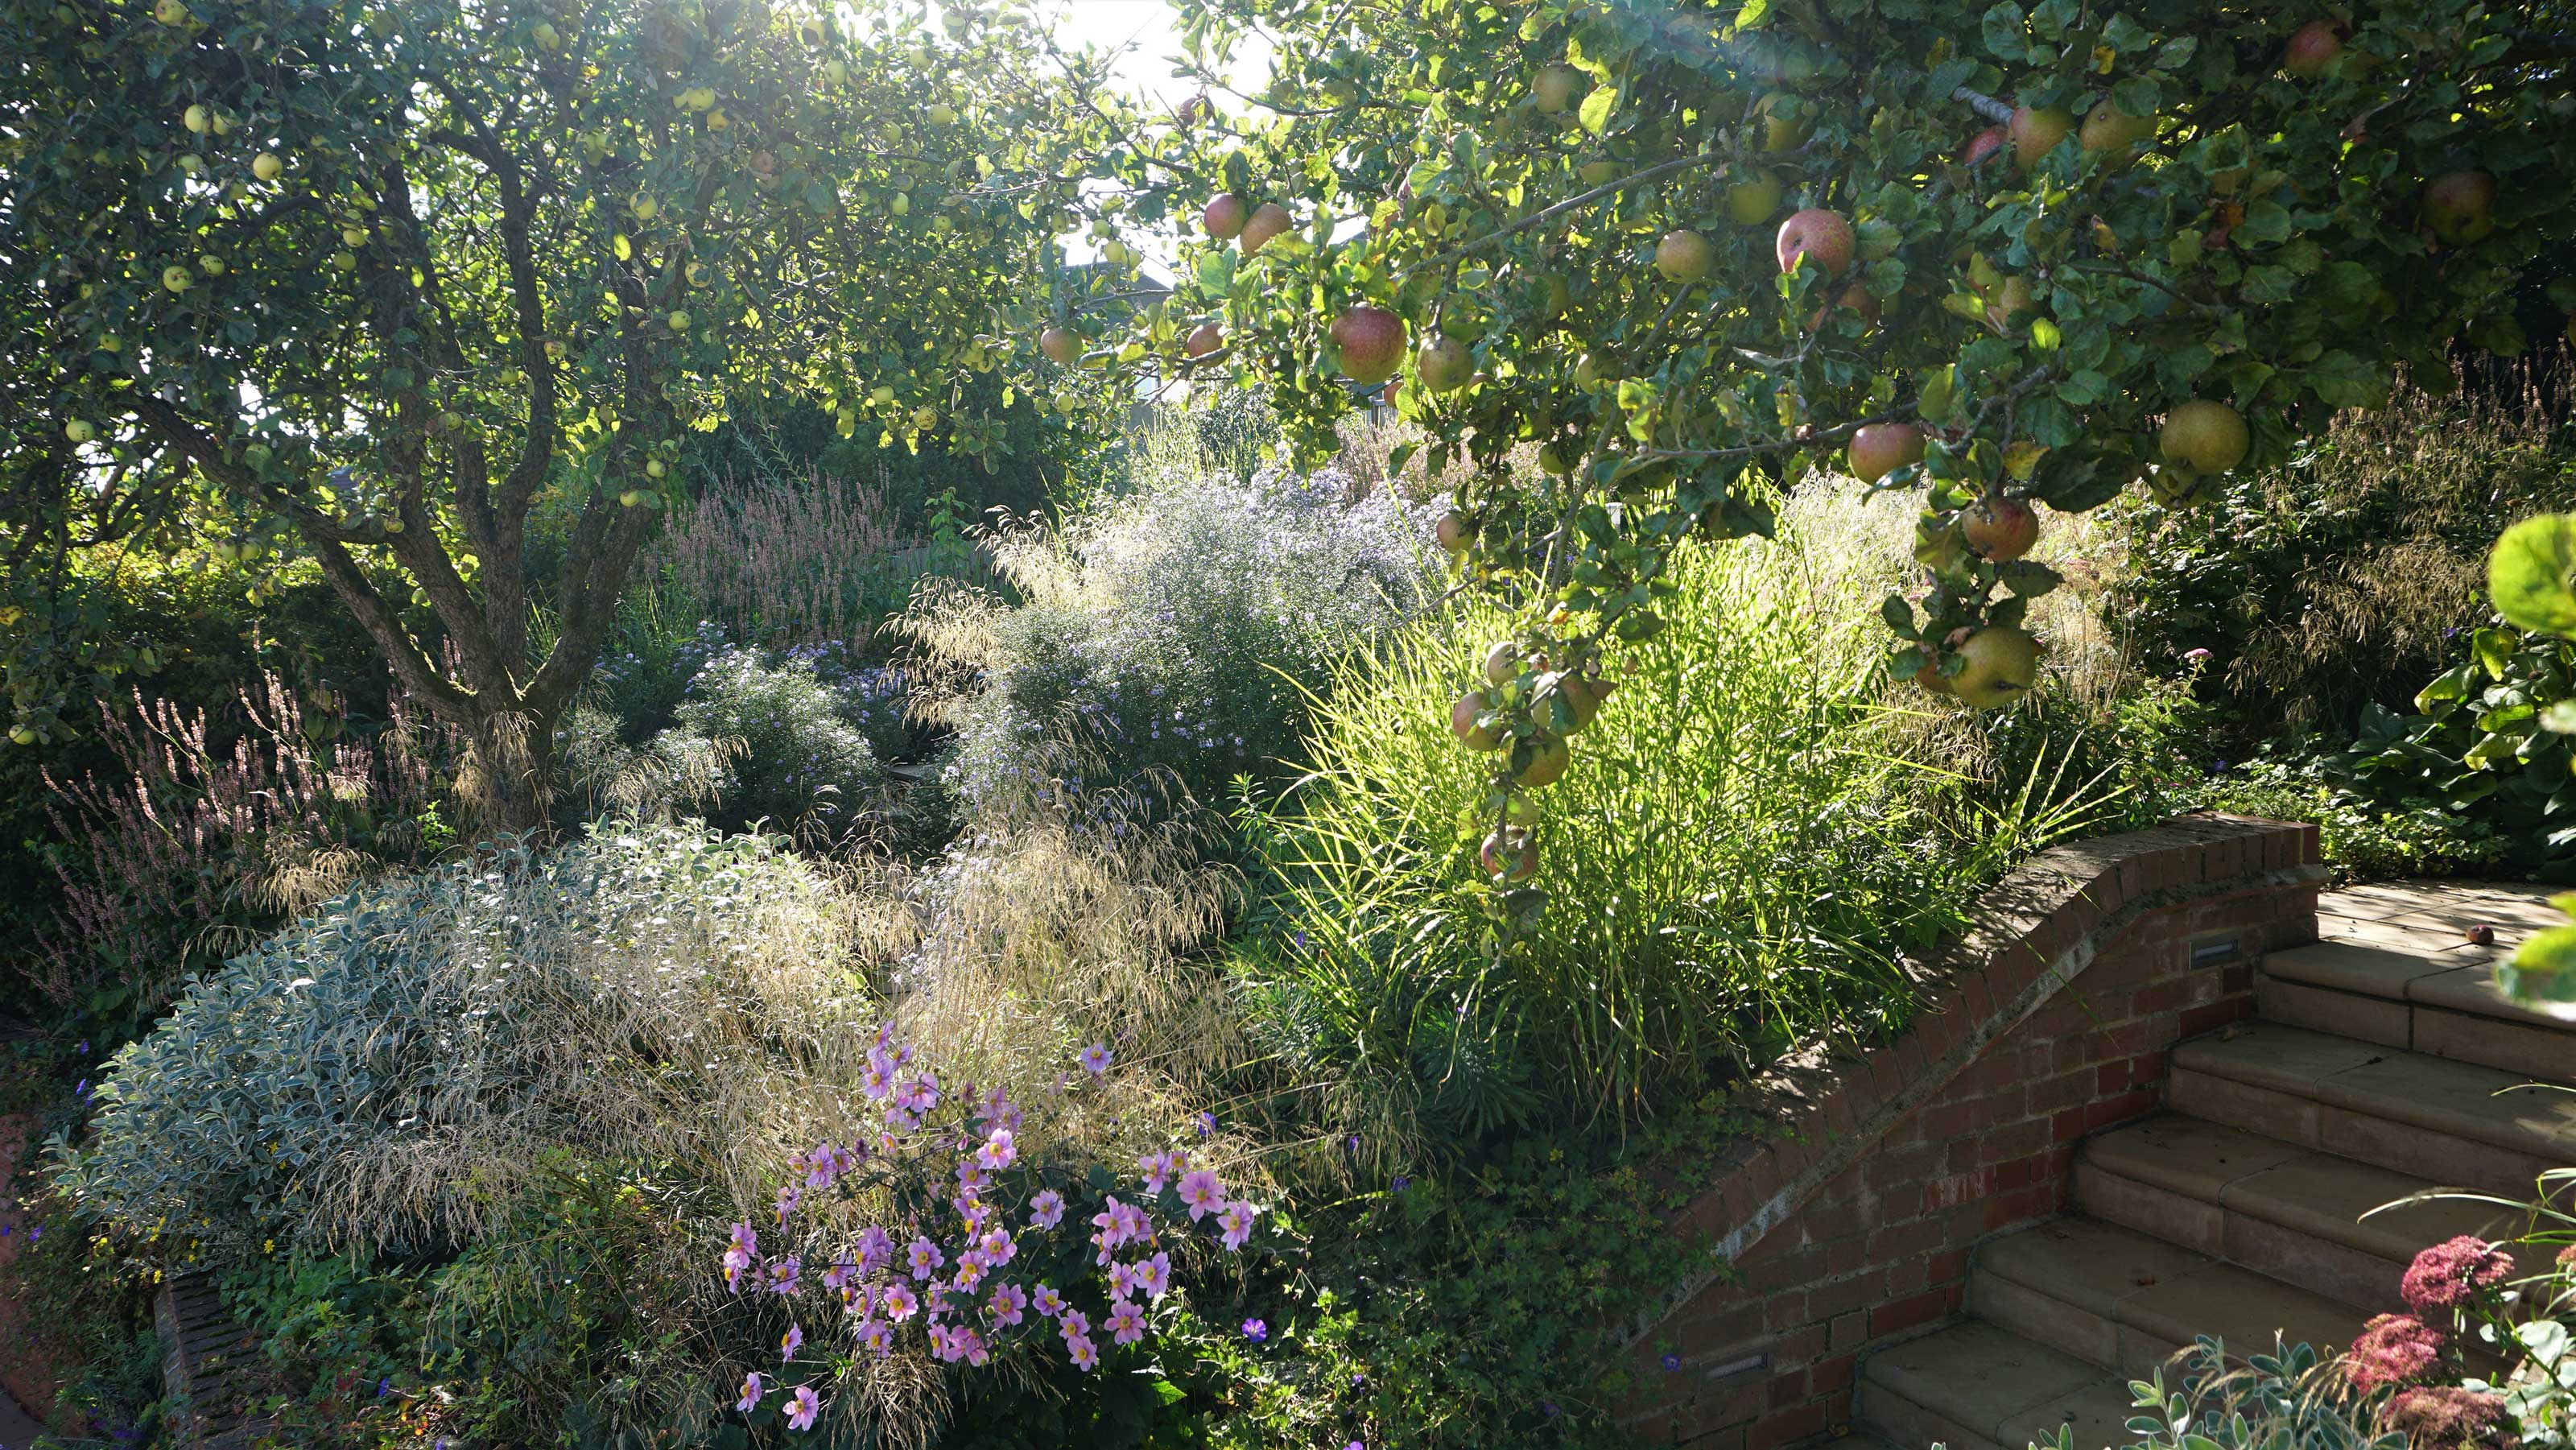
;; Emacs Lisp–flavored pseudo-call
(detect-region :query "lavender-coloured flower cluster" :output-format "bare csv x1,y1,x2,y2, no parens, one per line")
721,1031,1263,1431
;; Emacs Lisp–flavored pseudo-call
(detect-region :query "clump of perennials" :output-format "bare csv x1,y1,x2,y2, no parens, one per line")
718,1030,1266,1431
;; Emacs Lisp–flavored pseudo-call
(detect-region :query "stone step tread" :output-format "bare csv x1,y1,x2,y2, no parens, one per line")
2173,1022,2576,1161
2083,1113,2512,1264
2264,942,2574,1033
1861,1320,2138,1450
1978,1217,2370,1362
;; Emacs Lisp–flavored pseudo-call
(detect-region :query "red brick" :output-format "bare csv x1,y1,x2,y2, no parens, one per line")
2178,999,2246,1038
2050,1105,2089,1144
1980,1119,2048,1164
1870,1286,1956,1337
1926,1247,1970,1286
1748,1402,1830,1450
1829,1310,1868,1352
2084,1087,2162,1132
1767,1369,1808,1410
1922,1167,1996,1214
1811,1351,1857,1397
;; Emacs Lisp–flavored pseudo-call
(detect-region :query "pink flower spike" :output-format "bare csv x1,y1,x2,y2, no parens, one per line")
785,1384,820,1431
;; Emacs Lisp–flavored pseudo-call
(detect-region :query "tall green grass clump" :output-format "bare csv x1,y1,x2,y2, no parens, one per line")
1232,509,2101,1157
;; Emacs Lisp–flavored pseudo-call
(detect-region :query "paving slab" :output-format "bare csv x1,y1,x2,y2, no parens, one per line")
2264,940,2460,999
2172,1023,2394,1095
2114,1255,2368,1365
2223,1151,2505,1265
1864,1321,2104,1445
2313,1048,2576,1162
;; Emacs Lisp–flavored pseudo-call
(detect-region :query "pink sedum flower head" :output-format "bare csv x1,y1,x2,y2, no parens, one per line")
1108,1297,1147,1346
736,1370,765,1413
2401,1236,2514,1314
786,1384,820,1431
1178,1169,1227,1221
2349,1313,2444,1391
906,1236,946,1280
1079,1042,1113,1076
1218,1200,1259,1251
1034,1283,1067,1317
1030,1189,1066,1229
989,1282,1028,1327
880,1283,919,1322
1067,1334,1100,1371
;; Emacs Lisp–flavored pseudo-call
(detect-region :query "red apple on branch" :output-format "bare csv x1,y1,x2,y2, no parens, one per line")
1183,323,1224,358
1963,497,2040,561
2008,105,2074,169
1038,326,1080,366
1239,202,1294,255
1201,193,1248,240
1417,333,1472,392
1846,423,1926,481
2284,21,2345,80
1331,305,1406,385
1776,208,1854,275
2421,170,2497,245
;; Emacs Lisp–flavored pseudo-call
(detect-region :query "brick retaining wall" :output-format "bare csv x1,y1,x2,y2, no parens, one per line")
1620,816,2324,1449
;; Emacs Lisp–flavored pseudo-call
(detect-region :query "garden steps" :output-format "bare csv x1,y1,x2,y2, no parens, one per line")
2168,1021,2576,1197
2074,1113,2517,1315
1849,879,2576,1450
2256,878,2575,1083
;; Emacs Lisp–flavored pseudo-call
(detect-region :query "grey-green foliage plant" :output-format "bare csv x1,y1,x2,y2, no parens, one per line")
910,461,1435,824
2026,1338,2403,1450
50,824,861,1260
670,646,886,841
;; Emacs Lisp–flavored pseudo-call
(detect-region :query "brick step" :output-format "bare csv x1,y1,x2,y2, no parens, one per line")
2169,1022,2576,1200
2257,940,2576,1084
2074,1113,2517,1314
1855,1320,2137,1450
1970,1215,2369,1382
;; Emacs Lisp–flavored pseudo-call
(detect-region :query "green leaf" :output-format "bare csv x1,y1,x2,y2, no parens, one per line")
2500,924,2576,1005
1578,84,1616,136
2490,514,2576,637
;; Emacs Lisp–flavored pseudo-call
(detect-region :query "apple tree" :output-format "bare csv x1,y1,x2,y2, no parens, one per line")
0,0,1154,828
1093,0,2576,899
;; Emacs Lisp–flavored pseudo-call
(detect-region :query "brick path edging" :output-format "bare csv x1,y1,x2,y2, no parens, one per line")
1623,815,2323,1448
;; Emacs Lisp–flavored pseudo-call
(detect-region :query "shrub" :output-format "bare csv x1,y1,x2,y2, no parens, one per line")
672,647,889,843
906,463,1436,823
1228,495,2108,1159
2114,367,2576,746
51,824,859,1261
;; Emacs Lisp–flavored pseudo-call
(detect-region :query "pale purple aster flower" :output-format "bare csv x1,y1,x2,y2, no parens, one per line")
906,1236,945,1280
775,1184,803,1222
1033,1283,1067,1317
764,1256,803,1295
988,1283,1028,1326
1030,1189,1066,1229
1178,1169,1226,1221
822,1254,857,1291
1108,1298,1147,1345
1218,1200,1258,1252
976,1129,1018,1171
839,1282,869,1317
979,1226,1015,1265
880,1283,919,1321
735,1370,765,1413
1067,1334,1100,1371
856,1225,893,1272
1108,1261,1139,1299
781,1322,804,1361
1059,1307,1092,1341
1133,1252,1171,1301
953,1258,988,1292
1140,1150,1179,1194
785,1384,820,1431
858,1318,894,1355
1079,1042,1113,1076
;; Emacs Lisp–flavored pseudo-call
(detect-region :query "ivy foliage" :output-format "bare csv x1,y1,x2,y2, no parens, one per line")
1089,0,2576,891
